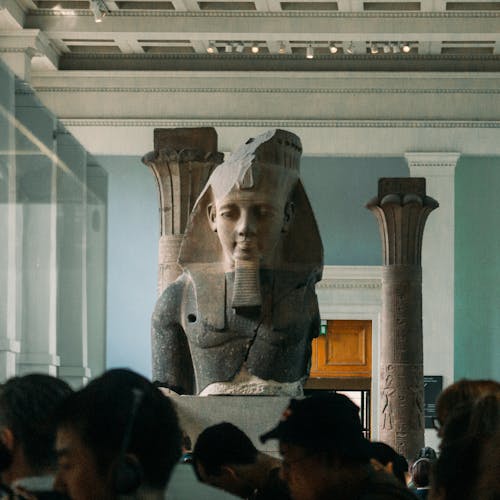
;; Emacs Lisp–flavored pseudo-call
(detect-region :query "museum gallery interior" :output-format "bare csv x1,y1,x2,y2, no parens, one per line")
0,0,499,457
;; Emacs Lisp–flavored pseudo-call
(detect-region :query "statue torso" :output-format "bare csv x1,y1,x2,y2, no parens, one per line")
154,268,320,394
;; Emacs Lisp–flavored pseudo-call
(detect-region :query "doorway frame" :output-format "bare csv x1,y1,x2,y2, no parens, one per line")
316,265,382,440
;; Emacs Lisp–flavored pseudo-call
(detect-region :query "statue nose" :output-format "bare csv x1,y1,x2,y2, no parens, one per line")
237,210,256,236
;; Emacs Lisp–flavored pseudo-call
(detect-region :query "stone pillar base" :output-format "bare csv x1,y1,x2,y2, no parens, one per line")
17,351,59,376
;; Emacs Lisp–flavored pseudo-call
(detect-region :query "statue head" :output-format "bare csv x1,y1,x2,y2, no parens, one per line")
179,129,323,307
206,130,301,272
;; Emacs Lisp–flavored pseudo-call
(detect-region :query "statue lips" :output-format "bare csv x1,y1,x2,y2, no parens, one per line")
234,240,258,259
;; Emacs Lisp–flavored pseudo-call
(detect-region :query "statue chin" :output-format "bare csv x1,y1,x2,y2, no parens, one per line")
198,366,305,397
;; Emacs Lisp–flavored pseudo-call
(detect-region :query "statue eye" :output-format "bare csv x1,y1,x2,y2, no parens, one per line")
256,206,275,217
220,207,238,219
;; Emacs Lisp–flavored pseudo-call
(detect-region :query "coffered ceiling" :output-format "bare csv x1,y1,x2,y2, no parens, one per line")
2,0,499,71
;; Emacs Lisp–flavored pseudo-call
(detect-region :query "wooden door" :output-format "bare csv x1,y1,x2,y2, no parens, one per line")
306,319,372,390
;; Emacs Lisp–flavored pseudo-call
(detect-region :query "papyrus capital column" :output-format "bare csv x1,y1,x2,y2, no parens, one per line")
142,128,223,295
367,178,438,458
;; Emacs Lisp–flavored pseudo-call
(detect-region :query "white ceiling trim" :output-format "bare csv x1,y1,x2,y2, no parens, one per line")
59,118,500,157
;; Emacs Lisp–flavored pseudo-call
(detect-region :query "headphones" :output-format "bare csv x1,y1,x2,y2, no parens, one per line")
112,388,145,495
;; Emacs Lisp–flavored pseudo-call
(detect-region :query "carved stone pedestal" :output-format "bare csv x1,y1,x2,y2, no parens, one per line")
167,395,289,454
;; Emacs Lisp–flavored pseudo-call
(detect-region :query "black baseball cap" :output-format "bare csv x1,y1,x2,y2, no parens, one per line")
260,393,371,460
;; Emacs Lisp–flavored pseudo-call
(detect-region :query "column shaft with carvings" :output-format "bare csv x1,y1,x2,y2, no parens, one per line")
367,178,438,458
142,128,223,295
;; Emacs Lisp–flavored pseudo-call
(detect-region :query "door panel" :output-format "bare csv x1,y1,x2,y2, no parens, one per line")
309,319,372,378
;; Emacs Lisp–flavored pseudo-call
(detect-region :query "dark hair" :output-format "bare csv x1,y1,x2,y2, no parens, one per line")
193,422,258,476
441,394,500,447
433,393,500,500
0,374,72,471
432,436,481,500
56,368,182,490
370,442,408,485
411,458,431,488
436,379,500,428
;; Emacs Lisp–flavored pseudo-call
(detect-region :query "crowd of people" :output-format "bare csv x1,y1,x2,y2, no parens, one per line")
0,370,498,500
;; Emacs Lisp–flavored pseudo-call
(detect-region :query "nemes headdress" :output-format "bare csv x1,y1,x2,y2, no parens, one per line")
179,129,323,276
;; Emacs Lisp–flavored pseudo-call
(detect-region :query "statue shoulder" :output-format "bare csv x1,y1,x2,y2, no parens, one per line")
152,273,193,326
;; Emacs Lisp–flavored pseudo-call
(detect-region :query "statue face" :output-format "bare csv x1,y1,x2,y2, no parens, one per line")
208,185,293,270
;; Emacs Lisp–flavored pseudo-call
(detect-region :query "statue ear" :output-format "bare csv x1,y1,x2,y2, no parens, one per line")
207,203,217,232
282,201,295,233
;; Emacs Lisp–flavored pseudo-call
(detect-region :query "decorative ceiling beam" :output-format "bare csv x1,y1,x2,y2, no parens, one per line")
24,11,500,43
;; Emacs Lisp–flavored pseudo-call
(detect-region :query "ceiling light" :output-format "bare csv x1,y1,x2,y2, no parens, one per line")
392,43,400,54
402,42,411,53
251,43,259,54
306,45,314,59
225,43,233,53
278,42,286,54
207,42,217,54
90,0,109,23
345,42,354,55
329,43,338,54
383,43,391,54
370,43,379,55
235,42,244,53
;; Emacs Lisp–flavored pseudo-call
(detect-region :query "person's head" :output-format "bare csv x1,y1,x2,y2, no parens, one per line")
416,446,437,462
260,393,371,500
440,393,500,447
432,393,500,500
411,458,431,488
435,379,500,437
0,374,72,484
193,422,258,498
369,441,408,485
53,368,182,500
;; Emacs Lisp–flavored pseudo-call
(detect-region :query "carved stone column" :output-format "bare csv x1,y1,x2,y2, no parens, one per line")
367,178,438,458
142,128,223,295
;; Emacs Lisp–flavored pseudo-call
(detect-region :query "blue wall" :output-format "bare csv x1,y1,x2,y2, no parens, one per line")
454,156,500,380
301,156,408,265
98,156,159,378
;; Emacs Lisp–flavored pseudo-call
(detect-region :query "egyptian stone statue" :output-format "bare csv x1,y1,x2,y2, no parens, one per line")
152,129,323,395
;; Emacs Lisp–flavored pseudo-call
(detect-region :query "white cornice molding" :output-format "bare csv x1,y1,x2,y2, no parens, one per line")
31,70,500,79
317,266,382,290
57,53,500,62
60,119,500,129
405,152,461,175
34,86,500,95
58,120,500,156
28,9,500,18
0,30,58,63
